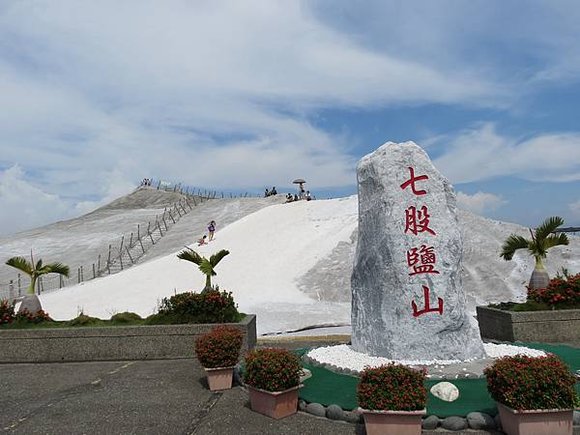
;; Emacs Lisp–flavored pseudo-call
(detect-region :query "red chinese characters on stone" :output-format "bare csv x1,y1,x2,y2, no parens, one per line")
411,285,443,317
404,205,436,236
406,245,440,276
400,167,428,196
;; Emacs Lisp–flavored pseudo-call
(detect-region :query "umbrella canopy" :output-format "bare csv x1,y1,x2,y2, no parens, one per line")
292,178,306,184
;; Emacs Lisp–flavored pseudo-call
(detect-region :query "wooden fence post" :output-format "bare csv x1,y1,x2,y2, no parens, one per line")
137,224,145,253
147,222,155,244
119,236,125,270
107,244,112,274
168,210,176,224
92,263,96,279
126,246,134,264
59,274,64,289
18,274,21,295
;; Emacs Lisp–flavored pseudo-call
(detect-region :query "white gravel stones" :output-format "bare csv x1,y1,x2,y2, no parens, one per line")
306,342,546,373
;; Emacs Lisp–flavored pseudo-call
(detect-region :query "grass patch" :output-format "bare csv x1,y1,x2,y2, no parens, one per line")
0,311,248,330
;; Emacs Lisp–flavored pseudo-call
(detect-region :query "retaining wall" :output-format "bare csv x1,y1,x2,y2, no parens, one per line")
476,306,580,343
0,315,256,363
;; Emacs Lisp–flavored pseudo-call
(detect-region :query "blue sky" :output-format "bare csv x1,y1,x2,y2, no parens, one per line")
1,0,579,235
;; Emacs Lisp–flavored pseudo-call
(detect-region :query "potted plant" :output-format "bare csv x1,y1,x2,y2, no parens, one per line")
243,348,303,419
484,354,579,435
195,325,243,391
356,363,427,435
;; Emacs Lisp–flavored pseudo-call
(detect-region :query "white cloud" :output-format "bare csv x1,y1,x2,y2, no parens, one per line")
0,166,73,235
0,1,508,235
433,123,580,183
456,191,506,215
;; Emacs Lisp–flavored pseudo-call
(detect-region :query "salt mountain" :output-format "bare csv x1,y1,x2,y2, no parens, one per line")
0,188,578,335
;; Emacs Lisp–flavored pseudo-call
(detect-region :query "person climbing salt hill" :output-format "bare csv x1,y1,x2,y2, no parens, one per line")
208,220,216,241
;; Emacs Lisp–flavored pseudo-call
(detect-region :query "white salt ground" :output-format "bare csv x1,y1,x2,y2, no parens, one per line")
306,343,546,372
33,194,579,336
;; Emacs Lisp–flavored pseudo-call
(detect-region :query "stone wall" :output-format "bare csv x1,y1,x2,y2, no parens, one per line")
476,307,580,343
0,315,256,363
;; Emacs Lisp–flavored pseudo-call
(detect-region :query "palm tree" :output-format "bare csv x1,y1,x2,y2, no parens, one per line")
177,248,230,290
500,216,569,289
6,253,70,295
5,252,70,314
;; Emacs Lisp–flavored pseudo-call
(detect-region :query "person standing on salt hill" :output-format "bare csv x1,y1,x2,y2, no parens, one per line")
208,220,216,241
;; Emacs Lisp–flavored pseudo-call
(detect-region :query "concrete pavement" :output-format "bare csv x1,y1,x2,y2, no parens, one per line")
0,358,360,435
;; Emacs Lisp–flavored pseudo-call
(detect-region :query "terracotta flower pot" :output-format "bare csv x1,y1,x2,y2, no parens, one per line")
204,366,234,391
247,384,302,419
497,402,574,435
361,409,426,435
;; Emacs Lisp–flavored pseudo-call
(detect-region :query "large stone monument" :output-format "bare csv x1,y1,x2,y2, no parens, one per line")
351,141,485,360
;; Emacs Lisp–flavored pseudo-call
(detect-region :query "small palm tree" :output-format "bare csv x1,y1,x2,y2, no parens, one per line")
500,216,569,289
177,248,230,290
5,253,70,295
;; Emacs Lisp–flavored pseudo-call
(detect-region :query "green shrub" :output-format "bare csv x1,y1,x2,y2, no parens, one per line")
156,287,241,324
195,326,243,368
484,354,579,410
68,313,101,327
243,348,302,392
110,312,142,324
357,363,427,411
0,299,15,325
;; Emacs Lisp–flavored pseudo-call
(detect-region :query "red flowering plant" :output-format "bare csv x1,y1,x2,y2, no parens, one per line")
243,348,302,392
357,363,427,411
195,325,244,368
527,272,580,308
0,299,16,325
15,308,52,324
484,354,579,411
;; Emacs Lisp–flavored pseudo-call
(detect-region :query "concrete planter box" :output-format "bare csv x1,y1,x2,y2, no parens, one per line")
0,314,256,363
476,306,580,343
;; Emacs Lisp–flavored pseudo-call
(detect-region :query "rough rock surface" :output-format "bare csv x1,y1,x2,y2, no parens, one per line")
441,416,468,431
466,412,496,430
305,402,326,417
325,404,344,420
422,415,440,429
351,141,485,360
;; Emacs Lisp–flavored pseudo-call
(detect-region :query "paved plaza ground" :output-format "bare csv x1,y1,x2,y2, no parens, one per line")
1,337,578,435
0,358,365,435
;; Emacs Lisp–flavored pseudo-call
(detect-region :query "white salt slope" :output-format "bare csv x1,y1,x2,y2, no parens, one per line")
41,197,358,334
39,194,580,335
